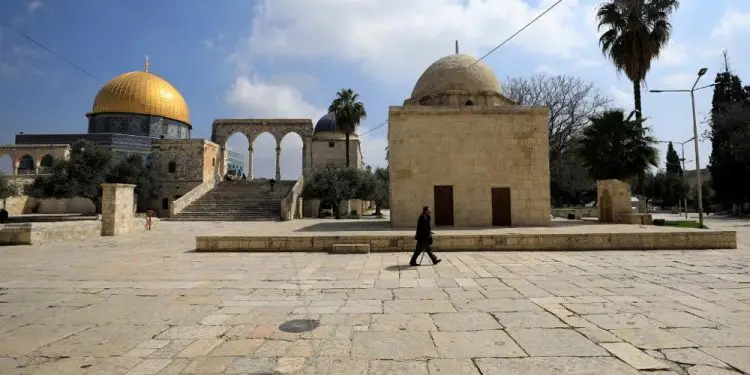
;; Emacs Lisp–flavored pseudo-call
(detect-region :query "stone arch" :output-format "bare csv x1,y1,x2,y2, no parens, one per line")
0,154,12,175
250,131,276,179
280,131,304,180
17,154,35,175
39,154,54,173
225,131,250,179
211,119,314,180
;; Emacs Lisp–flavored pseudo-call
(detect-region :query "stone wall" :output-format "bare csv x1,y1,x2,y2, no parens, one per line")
0,217,152,245
3,197,95,215
150,139,219,217
388,105,551,228
196,230,737,252
309,133,362,170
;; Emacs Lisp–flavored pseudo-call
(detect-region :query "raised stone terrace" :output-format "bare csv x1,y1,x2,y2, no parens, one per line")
0,214,748,374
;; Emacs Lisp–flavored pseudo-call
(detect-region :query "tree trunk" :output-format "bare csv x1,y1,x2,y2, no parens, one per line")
334,201,341,220
345,132,351,168
632,79,643,123
374,202,381,217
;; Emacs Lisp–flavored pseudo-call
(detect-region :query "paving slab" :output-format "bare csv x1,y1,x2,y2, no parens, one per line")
0,216,748,374
507,328,608,357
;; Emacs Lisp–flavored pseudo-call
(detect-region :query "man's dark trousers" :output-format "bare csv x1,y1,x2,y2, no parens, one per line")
410,240,438,265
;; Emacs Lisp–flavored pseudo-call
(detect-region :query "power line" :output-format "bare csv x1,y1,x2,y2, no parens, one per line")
469,0,564,67
1,22,99,81
359,119,388,137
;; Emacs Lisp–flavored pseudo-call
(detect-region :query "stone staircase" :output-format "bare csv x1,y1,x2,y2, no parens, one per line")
170,180,296,221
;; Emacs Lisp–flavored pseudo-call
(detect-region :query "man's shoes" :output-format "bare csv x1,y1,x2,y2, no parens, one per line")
409,262,419,267
433,259,442,265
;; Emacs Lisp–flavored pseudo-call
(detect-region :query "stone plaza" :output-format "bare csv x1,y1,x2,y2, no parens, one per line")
0,214,748,374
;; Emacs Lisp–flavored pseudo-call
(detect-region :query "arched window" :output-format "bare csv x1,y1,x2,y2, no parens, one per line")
465,100,474,106
17,154,34,174
39,154,54,173
168,161,176,173
212,157,215,166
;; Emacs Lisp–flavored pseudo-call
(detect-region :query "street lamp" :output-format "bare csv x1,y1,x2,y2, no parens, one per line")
650,68,715,228
658,137,695,218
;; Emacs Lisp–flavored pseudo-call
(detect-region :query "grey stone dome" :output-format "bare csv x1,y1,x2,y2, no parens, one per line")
410,54,502,101
314,113,337,133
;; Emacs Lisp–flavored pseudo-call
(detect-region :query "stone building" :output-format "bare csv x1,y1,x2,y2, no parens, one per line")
303,113,365,217
388,53,551,228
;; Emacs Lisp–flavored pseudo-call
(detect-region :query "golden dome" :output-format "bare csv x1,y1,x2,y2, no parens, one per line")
90,70,191,127
410,54,501,101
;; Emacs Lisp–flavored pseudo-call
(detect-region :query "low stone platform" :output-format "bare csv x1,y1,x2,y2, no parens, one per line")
195,219,737,252
0,217,153,245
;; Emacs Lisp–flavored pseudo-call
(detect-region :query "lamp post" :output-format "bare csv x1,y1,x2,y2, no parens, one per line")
650,68,715,228
658,137,695,218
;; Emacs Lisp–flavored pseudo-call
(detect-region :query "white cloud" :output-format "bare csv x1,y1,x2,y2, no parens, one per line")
536,65,555,74
232,0,592,84
226,75,326,121
659,73,695,88
710,9,750,40
658,42,688,66
27,0,43,13
609,86,632,109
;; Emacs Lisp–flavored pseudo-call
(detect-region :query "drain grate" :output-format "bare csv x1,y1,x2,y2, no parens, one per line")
279,319,320,333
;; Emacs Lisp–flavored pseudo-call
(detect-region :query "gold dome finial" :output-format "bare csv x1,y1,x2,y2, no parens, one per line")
144,55,150,72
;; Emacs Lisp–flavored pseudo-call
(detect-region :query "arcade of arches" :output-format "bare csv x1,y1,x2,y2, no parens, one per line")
212,119,313,181
0,145,70,175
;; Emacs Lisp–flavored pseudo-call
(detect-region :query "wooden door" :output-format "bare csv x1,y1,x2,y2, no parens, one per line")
491,187,512,226
433,185,454,226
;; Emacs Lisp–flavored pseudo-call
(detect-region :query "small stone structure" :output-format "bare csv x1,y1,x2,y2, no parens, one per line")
389,53,551,228
101,183,136,236
597,179,653,225
597,179,631,223
151,139,220,217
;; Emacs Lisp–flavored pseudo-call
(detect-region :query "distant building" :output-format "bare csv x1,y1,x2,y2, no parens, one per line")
684,168,713,197
226,150,246,177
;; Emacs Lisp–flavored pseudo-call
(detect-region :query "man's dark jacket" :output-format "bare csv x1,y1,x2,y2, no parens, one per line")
415,213,432,241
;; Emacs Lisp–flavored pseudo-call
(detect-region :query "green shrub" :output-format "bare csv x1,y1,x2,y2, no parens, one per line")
653,219,666,226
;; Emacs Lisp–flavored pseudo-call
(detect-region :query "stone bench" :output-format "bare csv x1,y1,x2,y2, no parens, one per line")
331,244,371,254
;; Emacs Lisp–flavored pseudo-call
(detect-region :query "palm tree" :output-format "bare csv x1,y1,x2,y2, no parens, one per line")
596,0,680,123
578,109,659,182
329,89,367,168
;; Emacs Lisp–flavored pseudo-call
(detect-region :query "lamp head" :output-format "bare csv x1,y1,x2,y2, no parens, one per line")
698,68,708,77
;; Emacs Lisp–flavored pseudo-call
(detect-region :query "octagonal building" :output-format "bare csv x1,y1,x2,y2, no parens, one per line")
388,53,551,228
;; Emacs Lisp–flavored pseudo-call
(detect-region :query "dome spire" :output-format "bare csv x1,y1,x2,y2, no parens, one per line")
144,55,150,72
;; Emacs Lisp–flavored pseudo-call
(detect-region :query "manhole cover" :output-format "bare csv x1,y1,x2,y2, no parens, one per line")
279,319,320,333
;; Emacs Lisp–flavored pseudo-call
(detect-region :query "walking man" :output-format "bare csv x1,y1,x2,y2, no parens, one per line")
410,206,442,266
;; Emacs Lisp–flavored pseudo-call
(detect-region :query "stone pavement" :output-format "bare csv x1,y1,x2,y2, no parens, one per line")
0,215,748,374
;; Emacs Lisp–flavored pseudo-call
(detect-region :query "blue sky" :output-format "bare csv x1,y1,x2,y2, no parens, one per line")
1,0,749,179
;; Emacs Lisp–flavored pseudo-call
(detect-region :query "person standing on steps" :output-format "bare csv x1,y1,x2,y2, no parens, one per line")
269,178,275,192
410,206,442,267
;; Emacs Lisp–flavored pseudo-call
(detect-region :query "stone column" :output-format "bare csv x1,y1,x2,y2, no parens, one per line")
275,147,281,181
248,147,254,180
100,183,136,236
302,137,311,177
